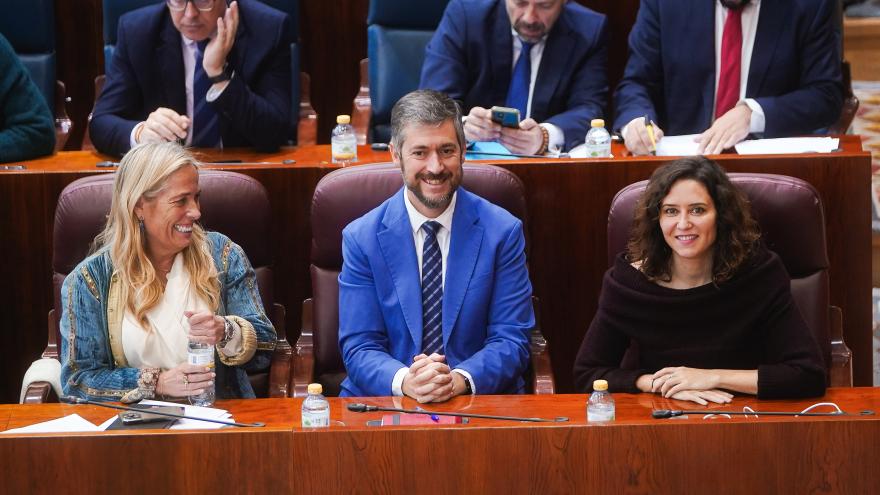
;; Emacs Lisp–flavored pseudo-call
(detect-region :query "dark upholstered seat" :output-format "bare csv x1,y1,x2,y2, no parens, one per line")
21,170,291,403
606,173,852,387
291,162,554,397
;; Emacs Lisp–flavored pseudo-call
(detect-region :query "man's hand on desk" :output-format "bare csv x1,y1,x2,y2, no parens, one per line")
500,118,544,155
137,107,189,144
402,353,460,403
464,106,502,142
697,103,751,155
623,117,665,156
666,389,734,406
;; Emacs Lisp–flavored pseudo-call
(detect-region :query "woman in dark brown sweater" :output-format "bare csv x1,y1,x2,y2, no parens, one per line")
573,157,826,404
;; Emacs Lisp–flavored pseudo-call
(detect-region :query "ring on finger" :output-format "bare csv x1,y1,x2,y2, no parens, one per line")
183,374,189,389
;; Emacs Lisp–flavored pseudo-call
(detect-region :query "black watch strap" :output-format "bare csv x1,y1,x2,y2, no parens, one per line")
208,64,233,84
462,375,473,395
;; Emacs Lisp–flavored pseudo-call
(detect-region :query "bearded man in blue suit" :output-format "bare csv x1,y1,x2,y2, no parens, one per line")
419,0,608,154
615,0,843,155
338,90,534,401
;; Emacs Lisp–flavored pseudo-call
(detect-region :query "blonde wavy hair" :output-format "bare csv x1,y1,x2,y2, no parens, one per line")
94,142,220,329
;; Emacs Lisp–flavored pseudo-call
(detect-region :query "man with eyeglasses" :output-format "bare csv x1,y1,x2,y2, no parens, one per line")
90,0,291,156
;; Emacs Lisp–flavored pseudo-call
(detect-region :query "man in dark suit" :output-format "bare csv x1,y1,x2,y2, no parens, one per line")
419,0,608,154
615,0,843,155
90,0,290,156
338,90,535,401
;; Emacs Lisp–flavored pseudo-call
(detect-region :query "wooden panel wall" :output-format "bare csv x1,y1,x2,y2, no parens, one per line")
53,0,640,149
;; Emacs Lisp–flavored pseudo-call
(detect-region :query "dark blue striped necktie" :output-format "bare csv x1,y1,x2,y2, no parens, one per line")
420,221,444,355
505,40,533,120
193,40,221,148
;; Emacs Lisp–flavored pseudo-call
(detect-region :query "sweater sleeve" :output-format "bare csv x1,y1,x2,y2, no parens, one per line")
0,34,55,162
755,276,827,399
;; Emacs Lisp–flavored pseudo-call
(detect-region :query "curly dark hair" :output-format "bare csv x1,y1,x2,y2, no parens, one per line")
626,157,761,283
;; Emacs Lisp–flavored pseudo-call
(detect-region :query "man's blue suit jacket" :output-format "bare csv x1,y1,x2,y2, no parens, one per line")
90,0,291,156
419,0,609,151
338,187,535,397
614,0,842,137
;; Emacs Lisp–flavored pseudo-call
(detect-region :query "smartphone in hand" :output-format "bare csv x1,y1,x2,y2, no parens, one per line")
490,106,521,128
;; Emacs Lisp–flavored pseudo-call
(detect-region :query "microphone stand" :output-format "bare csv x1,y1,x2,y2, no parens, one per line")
652,409,874,419
60,396,265,428
347,403,568,423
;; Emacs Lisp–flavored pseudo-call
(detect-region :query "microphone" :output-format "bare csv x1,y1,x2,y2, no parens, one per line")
651,408,867,419
346,403,568,423
60,396,265,427
652,409,685,419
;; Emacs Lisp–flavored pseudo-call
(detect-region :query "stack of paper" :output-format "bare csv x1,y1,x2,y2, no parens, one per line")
655,134,701,156
734,137,840,155
140,399,232,430
1,413,115,434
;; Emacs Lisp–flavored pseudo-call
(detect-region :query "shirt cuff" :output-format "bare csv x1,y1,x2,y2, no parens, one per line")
742,98,765,134
206,77,232,102
391,366,408,396
452,369,475,395
540,123,565,153
130,122,144,148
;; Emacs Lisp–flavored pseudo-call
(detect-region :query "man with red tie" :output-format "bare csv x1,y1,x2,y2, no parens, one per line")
614,0,843,155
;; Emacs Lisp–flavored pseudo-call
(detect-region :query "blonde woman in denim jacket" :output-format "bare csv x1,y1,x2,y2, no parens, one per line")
60,142,275,402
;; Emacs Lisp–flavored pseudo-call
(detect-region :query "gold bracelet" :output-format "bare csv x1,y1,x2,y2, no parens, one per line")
536,125,549,155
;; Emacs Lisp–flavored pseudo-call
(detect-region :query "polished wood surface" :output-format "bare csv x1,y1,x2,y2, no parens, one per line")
0,139,871,403
1,388,879,493
844,17,880,81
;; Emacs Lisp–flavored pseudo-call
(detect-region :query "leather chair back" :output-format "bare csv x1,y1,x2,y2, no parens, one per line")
52,170,278,395
309,162,527,395
607,173,832,375
101,0,303,142
366,0,449,143
0,0,56,112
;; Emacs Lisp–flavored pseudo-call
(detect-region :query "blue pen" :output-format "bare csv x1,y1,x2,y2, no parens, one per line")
415,406,440,422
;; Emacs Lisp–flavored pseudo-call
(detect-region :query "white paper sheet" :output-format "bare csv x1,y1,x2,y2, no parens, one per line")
139,399,233,430
734,137,839,155
2,414,100,434
655,134,702,156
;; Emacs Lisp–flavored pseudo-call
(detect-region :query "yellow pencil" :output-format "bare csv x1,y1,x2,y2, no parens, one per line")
644,115,657,156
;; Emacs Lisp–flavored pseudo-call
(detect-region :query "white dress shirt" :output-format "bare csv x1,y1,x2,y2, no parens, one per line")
714,0,765,133
390,191,476,396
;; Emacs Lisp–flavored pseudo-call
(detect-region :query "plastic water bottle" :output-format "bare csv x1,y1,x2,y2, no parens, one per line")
584,118,611,158
331,115,357,166
187,341,215,407
587,379,615,422
301,383,330,428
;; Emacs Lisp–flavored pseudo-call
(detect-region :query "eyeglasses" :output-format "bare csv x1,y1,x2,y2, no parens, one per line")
166,0,216,12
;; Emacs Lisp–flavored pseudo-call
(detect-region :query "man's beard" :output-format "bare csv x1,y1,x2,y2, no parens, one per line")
405,169,462,211
514,19,548,43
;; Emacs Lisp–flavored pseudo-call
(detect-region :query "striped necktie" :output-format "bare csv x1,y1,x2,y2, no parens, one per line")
193,40,221,148
420,221,444,355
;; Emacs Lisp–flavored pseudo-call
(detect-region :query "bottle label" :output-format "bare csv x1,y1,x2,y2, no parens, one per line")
302,410,330,427
587,408,616,422
585,143,611,158
188,350,214,367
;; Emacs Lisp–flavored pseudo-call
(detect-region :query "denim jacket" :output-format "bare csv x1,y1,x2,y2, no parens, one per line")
60,231,276,401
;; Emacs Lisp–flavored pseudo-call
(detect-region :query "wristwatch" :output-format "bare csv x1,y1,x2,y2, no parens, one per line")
208,63,233,84
462,375,473,395
218,316,234,348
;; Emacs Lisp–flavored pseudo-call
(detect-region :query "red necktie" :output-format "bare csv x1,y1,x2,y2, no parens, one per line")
715,7,743,119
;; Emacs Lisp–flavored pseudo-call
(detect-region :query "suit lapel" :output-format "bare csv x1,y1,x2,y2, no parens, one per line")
531,15,573,122
490,1,514,105
442,190,483,347
747,0,781,96
377,190,423,348
157,16,186,116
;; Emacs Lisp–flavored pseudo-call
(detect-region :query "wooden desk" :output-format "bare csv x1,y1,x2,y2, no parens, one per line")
845,17,880,81
1,388,878,492
0,140,872,402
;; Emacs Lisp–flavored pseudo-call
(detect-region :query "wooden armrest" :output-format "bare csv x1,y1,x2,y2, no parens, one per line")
351,58,371,145
268,303,292,398
528,296,555,394
81,75,106,152
22,381,57,404
290,298,316,398
829,305,853,387
297,72,318,146
54,80,72,151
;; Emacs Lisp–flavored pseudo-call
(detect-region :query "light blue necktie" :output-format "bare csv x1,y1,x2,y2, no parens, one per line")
505,40,533,119
192,40,221,148
420,221,444,355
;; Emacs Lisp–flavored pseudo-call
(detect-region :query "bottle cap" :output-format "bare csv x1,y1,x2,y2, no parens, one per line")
337,115,351,124
592,379,608,391
308,383,323,394
590,119,605,128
